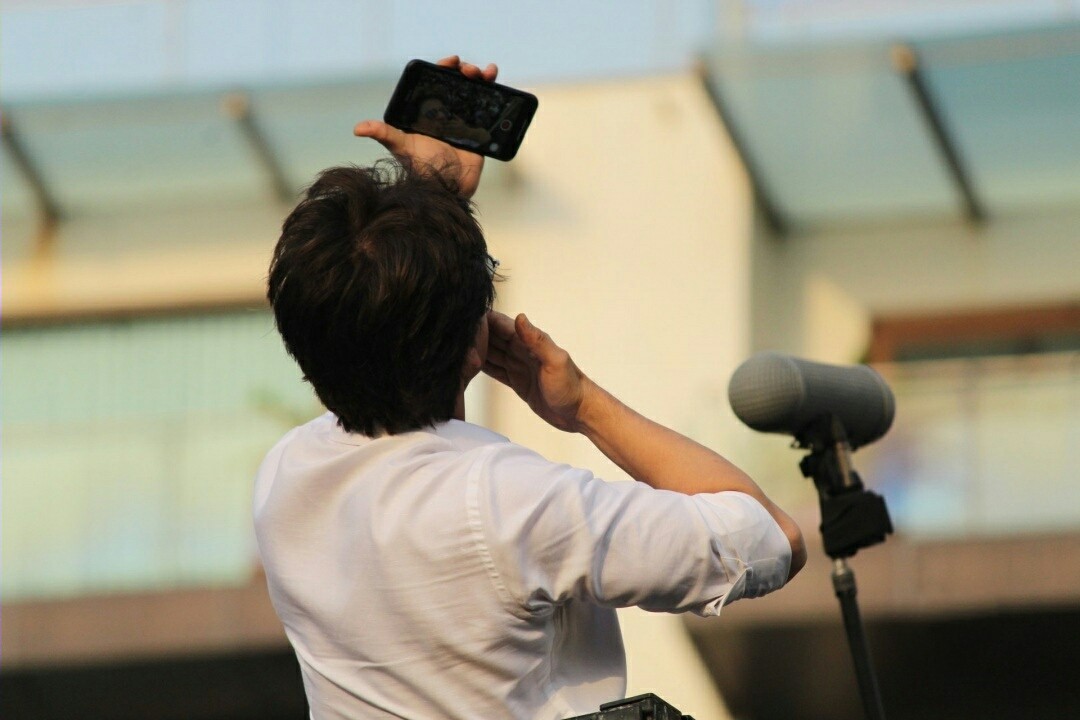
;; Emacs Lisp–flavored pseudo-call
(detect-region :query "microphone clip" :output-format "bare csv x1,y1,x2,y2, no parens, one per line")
797,415,894,559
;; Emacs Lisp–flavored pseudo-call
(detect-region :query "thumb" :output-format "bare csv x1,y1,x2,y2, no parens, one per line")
353,120,409,155
516,314,558,362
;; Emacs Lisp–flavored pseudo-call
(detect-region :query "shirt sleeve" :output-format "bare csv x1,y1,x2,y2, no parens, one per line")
468,442,792,618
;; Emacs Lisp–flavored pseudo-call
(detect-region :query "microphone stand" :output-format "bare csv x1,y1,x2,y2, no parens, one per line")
797,416,894,720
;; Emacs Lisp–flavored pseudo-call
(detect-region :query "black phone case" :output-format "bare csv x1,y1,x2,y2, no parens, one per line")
384,59,538,161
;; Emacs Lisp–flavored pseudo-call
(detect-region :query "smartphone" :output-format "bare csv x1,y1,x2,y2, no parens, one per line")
384,59,538,161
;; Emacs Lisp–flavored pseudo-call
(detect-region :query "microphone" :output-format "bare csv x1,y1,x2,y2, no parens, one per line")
728,352,895,449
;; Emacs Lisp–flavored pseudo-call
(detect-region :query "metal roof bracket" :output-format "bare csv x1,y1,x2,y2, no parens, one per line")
696,59,790,238
221,92,294,205
892,44,988,226
1,110,63,257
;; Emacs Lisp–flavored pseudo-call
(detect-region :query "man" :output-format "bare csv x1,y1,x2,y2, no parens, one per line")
255,56,806,720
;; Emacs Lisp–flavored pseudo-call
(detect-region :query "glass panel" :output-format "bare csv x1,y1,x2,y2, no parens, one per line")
250,79,395,185
918,24,1080,210
6,92,265,211
1,79,401,225
704,43,960,225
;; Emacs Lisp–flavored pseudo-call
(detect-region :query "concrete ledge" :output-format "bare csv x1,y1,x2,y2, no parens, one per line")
5,532,1079,669
1,572,286,669
687,529,1080,627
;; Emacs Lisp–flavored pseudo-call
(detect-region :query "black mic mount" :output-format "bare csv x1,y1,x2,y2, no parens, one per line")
796,415,894,560
795,414,894,720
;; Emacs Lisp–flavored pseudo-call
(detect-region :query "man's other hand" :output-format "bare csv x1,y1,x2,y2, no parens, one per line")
484,311,807,576
483,311,592,433
354,56,497,199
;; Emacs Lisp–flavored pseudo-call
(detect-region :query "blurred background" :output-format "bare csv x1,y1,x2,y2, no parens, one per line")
2,1,1079,718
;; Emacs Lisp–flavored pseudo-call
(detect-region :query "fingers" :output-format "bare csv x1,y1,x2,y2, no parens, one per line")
486,315,531,369
482,360,511,387
486,309,537,376
436,55,498,82
489,311,559,363
483,325,527,392
515,314,564,366
486,310,518,341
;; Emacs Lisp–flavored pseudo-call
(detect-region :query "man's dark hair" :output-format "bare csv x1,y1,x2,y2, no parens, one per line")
268,161,496,436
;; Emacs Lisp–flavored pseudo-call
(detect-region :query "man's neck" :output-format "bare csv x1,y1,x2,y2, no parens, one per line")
453,388,467,422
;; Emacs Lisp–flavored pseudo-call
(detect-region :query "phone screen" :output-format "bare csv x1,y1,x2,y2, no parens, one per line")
384,60,538,161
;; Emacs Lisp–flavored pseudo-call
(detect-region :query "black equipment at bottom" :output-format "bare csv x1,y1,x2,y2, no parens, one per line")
565,693,694,720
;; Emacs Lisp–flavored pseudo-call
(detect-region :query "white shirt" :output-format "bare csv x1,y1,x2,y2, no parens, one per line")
253,413,791,720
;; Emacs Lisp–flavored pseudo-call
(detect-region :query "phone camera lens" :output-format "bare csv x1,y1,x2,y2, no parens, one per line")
499,119,513,131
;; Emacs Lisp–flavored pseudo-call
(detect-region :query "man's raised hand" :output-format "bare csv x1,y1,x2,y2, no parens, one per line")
354,56,497,199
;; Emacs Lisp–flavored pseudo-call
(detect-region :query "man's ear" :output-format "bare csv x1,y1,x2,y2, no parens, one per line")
463,345,483,377
461,314,488,386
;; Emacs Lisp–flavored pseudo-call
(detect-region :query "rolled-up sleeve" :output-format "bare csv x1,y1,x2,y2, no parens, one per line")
469,443,791,618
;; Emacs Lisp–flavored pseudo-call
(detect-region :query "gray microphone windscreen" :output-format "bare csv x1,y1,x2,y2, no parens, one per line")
728,352,895,449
